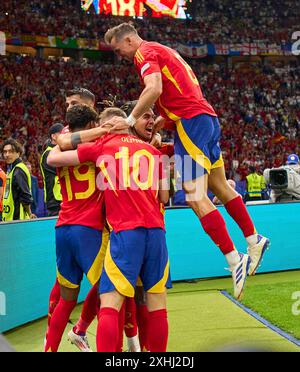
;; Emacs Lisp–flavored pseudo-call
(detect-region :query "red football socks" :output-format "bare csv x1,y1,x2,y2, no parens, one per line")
74,284,99,336
147,309,168,352
200,209,235,255
96,307,119,352
46,279,61,334
225,196,256,238
44,298,77,352
124,297,138,338
117,303,126,352
136,304,149,351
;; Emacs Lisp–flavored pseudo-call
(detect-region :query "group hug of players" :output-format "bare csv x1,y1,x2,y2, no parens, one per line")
44,23,270,352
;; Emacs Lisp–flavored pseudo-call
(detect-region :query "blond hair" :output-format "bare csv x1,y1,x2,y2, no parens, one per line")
99,107,127,123
104,23,138,44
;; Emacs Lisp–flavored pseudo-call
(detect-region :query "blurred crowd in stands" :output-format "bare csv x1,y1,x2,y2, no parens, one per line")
0,54,299,188
1,0,299,45
0,0,300,207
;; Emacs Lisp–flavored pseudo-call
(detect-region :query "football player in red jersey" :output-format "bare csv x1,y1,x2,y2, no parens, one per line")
46,88,105,352
103,23,270,300
44,105,110,352
57,102,174,351
128,103,174,352
100,104,173,352
65,88,96,112
47,105,171,352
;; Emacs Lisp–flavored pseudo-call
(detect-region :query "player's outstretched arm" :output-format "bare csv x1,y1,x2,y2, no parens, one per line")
56,127,109,151
153,116,166,134
47,145,80,168
109,73,163,133
130,73,162,122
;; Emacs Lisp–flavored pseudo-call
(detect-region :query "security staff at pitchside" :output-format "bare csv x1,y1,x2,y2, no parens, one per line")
1,138,35,221
40,123,64,216
0,166,6,221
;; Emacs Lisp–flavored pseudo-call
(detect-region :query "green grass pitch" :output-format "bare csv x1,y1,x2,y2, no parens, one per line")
4,270,300,352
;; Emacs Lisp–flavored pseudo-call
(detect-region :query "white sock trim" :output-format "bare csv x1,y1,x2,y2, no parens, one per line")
246,234,258,247
127,335,141,352
225,250,240,268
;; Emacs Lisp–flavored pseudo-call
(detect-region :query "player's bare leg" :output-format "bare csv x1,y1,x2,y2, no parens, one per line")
208,166,238,204
146,291,168,352
208,166,270,275
183,175,250,299
97,290,125,352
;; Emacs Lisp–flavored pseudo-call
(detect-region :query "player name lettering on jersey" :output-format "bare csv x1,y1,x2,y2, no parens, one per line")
121,137,144,144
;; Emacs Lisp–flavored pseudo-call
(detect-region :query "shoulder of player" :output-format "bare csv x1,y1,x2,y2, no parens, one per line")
135,41,161,61
77,139,101,150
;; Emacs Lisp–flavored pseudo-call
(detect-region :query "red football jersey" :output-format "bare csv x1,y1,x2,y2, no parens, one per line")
77,134,166,233
56,162,105,230
134,41,217,122
159,143,174,157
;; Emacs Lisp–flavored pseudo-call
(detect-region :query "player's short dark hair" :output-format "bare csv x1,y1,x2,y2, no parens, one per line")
99,107,127,123
120,100,138,116
66,105,99,132
120,100,154,117
66,88,95,103
1,138,24,156
104,23,138,44
48,123,64,137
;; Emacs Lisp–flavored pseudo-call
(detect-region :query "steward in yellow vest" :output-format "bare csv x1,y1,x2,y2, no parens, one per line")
40,123,64,216
0,167,6,221
1,139,35,221
246,167,265,201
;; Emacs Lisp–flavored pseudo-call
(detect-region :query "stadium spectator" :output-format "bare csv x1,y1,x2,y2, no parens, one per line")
0,138,35,221
40,123,64,216
286,154,300,174
0,56,299,194
0,0,299,45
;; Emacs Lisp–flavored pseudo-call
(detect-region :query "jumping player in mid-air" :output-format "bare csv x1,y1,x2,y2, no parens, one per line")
103,23,270,300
